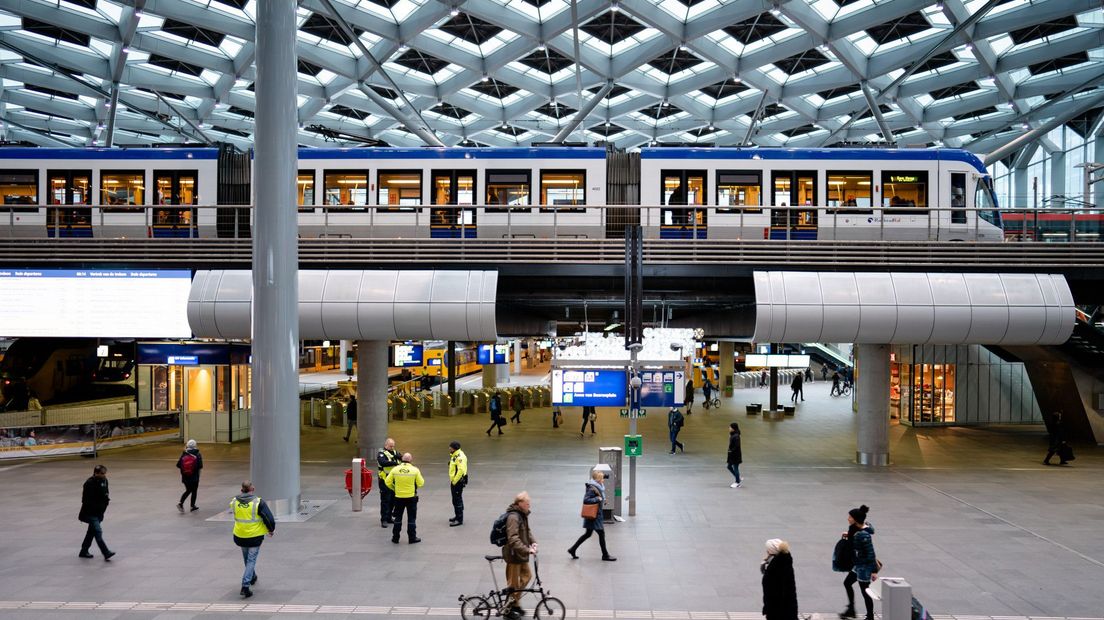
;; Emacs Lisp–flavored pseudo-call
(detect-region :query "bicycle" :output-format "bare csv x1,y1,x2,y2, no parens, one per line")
701,395,721,410
459,555,565,620
832,382,852,397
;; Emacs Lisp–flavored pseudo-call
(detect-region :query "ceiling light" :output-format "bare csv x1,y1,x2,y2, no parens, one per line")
537,41,546,51
935,1,944,9
769,8,780,16
662,99,670,107
605,121,610,127
1021,122,1029,130
397,44,409,54
965,42,973,51
450,6,459,17
708,124,715,131
610,1,620,12
679,43,688,51
481,73,489,82
121,46,131,54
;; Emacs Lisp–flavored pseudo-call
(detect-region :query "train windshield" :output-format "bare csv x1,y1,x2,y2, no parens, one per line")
976,177,1000,227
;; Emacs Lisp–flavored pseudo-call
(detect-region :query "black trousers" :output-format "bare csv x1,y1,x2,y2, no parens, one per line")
843,572,874,619
510,409,522,423
379,480,395,523
392,496,418,541
179,477,199,508
581,415,595,434
569,526,610,557
450,481,465,521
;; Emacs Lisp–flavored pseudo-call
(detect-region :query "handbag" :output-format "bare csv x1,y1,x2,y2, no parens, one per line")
580,502,600,519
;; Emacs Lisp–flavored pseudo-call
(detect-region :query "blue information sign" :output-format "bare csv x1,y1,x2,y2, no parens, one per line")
639,370,686,408
477,344,509,365
392,344,424,367
552,369,628,407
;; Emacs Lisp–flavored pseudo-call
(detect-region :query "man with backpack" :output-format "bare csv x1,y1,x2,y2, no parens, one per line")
487,392,505,436
494,492,538,618
176,439,203,512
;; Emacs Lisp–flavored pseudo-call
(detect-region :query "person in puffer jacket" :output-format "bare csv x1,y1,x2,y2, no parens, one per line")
839,505,878,620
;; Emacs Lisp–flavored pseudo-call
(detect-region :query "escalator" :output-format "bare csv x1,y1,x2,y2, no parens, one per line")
803,343,852,370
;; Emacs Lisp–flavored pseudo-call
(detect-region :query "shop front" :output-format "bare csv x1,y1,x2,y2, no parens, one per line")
890,345,1041,427
137,342,252,443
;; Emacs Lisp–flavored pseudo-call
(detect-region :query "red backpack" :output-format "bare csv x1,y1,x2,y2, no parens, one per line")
180,453,198,476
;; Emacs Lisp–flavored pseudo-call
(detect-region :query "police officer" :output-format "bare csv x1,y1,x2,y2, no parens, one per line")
384,452,424,544
448,441,468,527
377,438,400,528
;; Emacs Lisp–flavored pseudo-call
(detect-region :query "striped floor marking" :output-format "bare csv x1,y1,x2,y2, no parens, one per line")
0,602,1095,620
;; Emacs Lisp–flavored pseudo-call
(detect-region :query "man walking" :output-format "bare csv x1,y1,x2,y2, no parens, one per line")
231,481,275,598
685,379,695,414
790,372,804,402
377,438,400,528
509,391,524,424
384,453,424,544
448,441,468,526
78,464,114,561
487,392,505,435
667,407,685,454
1044,411,1071,465
727,422,742,488
502,492,538,618
343,394,358,442
176,439,203,512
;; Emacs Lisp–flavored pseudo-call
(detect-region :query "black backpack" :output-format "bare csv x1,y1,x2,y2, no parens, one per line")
490,511,510,546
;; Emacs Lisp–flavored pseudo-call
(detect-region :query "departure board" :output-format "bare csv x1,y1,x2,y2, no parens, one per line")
0,269,193,338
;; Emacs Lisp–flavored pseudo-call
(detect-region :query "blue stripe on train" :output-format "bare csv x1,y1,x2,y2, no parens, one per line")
151,227,197,238
47,227,94,238
430,226,478,239
660,227,707,240
768,229,818,240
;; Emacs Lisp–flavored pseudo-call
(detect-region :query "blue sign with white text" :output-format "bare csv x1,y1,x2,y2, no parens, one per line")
639,370,686,408
552,369,628,407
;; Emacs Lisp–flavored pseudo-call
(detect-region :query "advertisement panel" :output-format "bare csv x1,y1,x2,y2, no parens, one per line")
552,369,627,407
0,269,192,338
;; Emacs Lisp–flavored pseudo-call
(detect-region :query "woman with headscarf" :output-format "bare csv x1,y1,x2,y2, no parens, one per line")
761,538,798,620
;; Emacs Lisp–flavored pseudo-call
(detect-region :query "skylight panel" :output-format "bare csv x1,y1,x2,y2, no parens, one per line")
838,0,877,18
810,0,840,20
612,28,662,55
88,38,114,57
848,32,877,55
501,0,569,21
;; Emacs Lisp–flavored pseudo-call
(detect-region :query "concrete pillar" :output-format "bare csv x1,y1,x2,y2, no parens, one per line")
447,340,457,397
855,344,890,466
250,0,299,517
356,341,388,463
768,343,778,411
496,362,510,384
513,340,521,375
719,341,734,395
339,340,350,375
1050,149,1065,199
482,363,496,389
1013,165,1030,208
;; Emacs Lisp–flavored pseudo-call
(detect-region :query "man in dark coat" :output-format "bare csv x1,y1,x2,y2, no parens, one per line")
176,439,204,512
343,394,358,442
790,372,804,402
727,422,742,488
1043,411,1070,465
487,392,505,435
78,464,114,560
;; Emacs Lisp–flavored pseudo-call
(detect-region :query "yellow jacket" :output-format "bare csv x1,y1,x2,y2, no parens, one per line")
449,449,468,485
384,462,424,498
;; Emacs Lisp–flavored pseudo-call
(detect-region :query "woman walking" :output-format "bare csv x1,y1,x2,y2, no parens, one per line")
839,505,878,620
727,422,742,488
761,539,798,620
685,379,695,414
567,470,616,561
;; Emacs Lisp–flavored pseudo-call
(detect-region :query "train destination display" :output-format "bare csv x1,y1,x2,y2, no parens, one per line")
392,344,424,367
0,269,192,338
477,343,510,365
552,369,627,407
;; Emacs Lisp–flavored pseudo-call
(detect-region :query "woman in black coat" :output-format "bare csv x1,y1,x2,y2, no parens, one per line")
727,422,742,488
761,538,798,620
567,470,616,561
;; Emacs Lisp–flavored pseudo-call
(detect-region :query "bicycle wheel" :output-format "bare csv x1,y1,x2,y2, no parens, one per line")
461,595,494,620
533,596,565,620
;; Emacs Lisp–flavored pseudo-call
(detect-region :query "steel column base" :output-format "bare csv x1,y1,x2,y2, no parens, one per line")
856,451,889,466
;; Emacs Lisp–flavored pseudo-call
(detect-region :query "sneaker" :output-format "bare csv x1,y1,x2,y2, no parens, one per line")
838,607,856,619
391,537,400,544
78,551,94,559
669,451,676,455
602,556,617,562
190,506,199,512
177,503,184,513
250,574,258,586
730,482,739,488
736,482,742,488
381,522,390,528
240,587,253,598
449,520,463,527
103,551,116,561
409,537,422,544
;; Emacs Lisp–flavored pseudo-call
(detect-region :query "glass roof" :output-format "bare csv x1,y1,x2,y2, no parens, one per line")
0,0,1100,156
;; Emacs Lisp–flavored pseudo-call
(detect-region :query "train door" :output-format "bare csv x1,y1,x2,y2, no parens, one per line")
46,170,92,238
942,171,970,239
770,171,817,239
660,170,706,239
430,170,477,238
152,170,198,238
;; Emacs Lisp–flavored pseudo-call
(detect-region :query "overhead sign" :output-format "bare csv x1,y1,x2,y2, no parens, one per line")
392,344,424,367
167,355,199,366
478,343,509,364
745,354,811,368
552,368,627,407
639,370,685,408
0,269,192,338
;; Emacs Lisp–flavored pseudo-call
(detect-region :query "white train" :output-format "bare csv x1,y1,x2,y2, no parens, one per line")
0,145,1002,241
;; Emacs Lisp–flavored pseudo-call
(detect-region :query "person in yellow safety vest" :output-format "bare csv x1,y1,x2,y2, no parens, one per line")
383,453,424,544
231,481,275,599
377,438,400,528
448,441,468,527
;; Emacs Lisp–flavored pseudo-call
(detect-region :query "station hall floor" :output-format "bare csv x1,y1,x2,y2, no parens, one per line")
1,371,1101,620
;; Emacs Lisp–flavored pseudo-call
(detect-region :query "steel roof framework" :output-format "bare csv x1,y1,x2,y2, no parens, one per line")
0,0,1100,161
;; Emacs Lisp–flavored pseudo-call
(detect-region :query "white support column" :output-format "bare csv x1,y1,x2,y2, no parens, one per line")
513,340,521,375
356,341,388,463
855,344,890,466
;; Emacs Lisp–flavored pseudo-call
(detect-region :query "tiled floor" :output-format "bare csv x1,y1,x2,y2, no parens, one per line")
1,370,1101,619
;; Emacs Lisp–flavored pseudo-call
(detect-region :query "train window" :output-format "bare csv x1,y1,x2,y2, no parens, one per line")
153,171,198,205
882,171,928,213
47,170,92,229
486,170,531,212
323,170,368,212
0,170,38,212
951,173,967,224
377,171,422,212
540,170,586,213
297,170,315,212
827,171,873,212
716,171,761,213
100,170,144,211
976,177,1000,226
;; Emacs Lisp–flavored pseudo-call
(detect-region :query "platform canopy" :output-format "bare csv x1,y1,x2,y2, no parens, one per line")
188,269,497,341
752,271,1075,345
0,0,1101,154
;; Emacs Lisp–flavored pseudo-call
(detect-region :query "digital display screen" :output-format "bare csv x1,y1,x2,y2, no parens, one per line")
392,344,424,367
639,370,686,408
478,343,509,365
0,269,192,338
552,369,627,407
